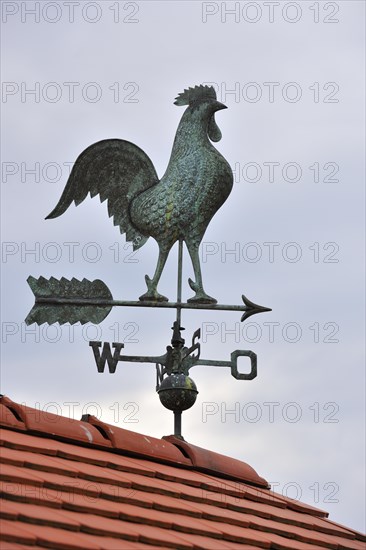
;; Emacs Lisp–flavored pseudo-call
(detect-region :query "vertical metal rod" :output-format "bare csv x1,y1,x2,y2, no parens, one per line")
176,239,183,327
174,410,182,438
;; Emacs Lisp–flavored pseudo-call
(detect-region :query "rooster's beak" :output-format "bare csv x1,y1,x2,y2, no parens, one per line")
214,102,228,111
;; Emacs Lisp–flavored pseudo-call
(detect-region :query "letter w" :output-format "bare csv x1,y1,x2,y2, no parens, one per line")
89,341,124,373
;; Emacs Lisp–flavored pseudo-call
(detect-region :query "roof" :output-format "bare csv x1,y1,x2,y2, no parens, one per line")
1,395,365,550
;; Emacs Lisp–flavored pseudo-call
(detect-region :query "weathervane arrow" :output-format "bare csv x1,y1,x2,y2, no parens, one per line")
25,276,271,326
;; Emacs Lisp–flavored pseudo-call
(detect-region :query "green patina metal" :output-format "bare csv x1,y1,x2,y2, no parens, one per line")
46,85,233,304
25,85,272,439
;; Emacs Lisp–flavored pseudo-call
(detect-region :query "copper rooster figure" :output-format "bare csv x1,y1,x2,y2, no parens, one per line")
47,85,233,303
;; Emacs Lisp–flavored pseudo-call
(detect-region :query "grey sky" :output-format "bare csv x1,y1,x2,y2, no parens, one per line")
1,0,365,532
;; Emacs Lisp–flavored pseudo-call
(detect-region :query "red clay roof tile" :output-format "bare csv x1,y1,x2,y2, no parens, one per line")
0,402,26,430
72,537,165,550
0,480,64,508
4,521,103,549
1,463,45,487
0,544,47,550
1,499,82,531
1,445,80,477
1,395,364,550
164,435,269,488
0,396,112,448
83,414,192,466
273,491,328,517
150,493,204,517
0,519,38,545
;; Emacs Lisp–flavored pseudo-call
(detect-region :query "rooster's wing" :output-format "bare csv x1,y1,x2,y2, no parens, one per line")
46,139,159,250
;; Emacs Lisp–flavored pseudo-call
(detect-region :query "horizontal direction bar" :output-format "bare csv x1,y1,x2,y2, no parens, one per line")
35,297,250,313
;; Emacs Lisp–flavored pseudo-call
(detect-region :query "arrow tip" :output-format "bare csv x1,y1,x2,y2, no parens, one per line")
241,294,272,322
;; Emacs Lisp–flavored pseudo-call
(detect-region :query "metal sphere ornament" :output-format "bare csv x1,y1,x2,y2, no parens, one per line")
158,374,198,412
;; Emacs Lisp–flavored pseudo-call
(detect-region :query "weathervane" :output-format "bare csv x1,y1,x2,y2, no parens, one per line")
26,85,271,439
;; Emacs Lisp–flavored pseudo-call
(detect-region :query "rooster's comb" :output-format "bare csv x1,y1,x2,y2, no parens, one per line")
174,85,217,106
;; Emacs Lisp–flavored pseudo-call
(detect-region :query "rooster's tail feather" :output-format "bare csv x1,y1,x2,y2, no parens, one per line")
46,139,159,250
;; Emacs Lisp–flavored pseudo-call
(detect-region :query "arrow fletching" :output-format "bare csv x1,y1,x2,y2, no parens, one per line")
25,276,113,325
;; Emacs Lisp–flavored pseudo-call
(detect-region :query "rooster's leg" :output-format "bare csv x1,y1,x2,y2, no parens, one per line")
139,245,170,302
186,241,217,304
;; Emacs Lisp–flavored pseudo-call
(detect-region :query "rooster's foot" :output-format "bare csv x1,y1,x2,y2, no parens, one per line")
139,275,168,302
139,291,168,302
187,278,217,305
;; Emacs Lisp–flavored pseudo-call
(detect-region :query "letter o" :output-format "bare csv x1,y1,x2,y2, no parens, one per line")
242,162,262,183
282,242,302,263
82,82,102,103
42,162,62,183
242,322,262,343
282,2,302,23
282,322,302,342
282,82,302,102
242,82,262,103
82,401,103,419
42,242,62,263
42,2,62,22
82,324,102,341
282,402,302,422
242,402,262,422
82,2,102,22
42,82,62,103
42,325,62,343
242,2,262,23
242,242,262,263
82,242,102,262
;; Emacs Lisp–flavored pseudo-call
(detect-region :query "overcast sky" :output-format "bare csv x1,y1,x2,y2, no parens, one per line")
1,0,365,532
